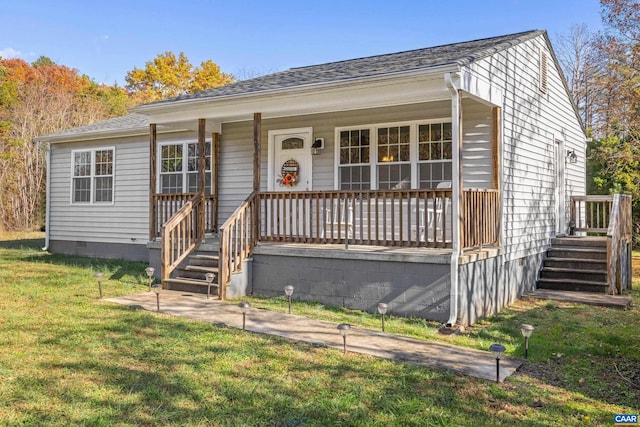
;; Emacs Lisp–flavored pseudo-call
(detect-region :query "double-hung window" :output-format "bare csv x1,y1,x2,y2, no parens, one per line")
159,141,212,194
71,148,114,203
337,120,452,190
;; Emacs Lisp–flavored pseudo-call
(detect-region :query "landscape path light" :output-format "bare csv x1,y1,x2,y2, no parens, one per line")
377,303,388,332
94,272,104,298
151,283,162,312
145,267,155,291
205,273,216,300
337,323,351,354
284,285,294,314
489,343,506,383
239,301,251,330
520,324,535,359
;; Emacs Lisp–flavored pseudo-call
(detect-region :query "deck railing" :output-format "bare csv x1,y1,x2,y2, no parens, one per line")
160,194,205,282
462,189,501,249
606,194,633,294
570,194,633,294
258,189,454,248
151,193,216,238
570,195,613,233
218,191,259,299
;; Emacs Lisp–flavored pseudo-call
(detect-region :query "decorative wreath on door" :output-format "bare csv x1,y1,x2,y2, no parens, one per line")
277,159,300,187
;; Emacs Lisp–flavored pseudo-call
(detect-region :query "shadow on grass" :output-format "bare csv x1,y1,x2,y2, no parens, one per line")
0,238,44,250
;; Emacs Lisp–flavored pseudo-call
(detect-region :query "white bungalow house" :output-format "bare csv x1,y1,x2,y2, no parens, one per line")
38,30,632,326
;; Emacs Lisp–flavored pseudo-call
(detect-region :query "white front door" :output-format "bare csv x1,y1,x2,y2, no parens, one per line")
554,139,566,235
268,128,313,191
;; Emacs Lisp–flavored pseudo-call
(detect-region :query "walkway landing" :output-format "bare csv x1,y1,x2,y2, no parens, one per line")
527,289,633,309
107,290,523,383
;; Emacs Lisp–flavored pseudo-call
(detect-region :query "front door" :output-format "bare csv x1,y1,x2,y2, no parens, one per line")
268,127,313,191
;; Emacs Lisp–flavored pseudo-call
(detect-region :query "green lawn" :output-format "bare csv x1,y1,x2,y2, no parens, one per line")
0,232,638,426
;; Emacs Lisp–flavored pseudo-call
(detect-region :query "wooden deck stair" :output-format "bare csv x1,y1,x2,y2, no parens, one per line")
164,238,220,296
537,237,609,293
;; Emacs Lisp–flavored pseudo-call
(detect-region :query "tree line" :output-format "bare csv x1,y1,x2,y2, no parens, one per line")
556,0,640,244
0,52,234,231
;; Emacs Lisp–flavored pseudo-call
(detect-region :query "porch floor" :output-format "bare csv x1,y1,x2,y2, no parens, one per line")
107,290,523,382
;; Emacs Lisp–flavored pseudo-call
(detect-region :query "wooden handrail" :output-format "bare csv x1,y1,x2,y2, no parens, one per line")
218,191,259,299
570,195,614,233
606,194,633,294
161,193,205,282
151,193,216,238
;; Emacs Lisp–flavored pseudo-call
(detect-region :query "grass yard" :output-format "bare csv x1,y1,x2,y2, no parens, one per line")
0,232,638,426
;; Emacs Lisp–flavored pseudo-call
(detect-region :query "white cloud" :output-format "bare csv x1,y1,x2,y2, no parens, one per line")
0,47,24,58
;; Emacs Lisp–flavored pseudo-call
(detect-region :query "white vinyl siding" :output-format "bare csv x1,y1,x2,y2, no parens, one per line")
465,35,586,260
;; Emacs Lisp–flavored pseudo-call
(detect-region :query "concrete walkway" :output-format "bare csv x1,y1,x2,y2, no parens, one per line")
106,290,523,383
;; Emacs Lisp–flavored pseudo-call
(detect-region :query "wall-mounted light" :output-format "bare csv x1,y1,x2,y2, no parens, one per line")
566,150,578,164
311,138,324,155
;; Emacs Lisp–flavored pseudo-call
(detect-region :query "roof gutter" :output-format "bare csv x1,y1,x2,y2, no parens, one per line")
133,63,460,115
444,71,462,328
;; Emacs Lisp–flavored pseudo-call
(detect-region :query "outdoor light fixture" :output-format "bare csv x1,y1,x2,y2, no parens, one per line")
566,149,578,164
151,283,162,312
489,343,506,383
284,285,294,314
205,272,216,300
311,138,324,155
94,272,104,298
145,266,155,291
239,301,251,330
520,324,535,359
377,303,388,332
337,323,351,354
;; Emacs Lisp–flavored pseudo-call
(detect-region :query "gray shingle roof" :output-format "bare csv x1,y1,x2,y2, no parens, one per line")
146,30,543,106
40,113,149,140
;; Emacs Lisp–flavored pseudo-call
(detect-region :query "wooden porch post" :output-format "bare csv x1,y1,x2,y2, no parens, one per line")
492,106,502,245
212,132,220,233
198,118,206,237
149,123,157,241
253,112,262,244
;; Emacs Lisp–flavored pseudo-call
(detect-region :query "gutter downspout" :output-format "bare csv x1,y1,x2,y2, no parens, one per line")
42,141,51,251
445,72,461,327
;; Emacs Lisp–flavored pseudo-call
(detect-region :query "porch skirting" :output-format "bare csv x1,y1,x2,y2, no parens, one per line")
48,240,148,262
251,245,452,323
251,244,544,326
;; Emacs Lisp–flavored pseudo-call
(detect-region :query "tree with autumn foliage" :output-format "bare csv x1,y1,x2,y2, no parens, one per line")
0,56,128,230
125,51,234,104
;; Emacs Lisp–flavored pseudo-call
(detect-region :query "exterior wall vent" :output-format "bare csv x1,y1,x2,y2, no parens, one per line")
539,49,549,94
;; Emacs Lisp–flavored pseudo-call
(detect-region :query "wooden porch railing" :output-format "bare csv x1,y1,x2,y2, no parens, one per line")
570,194,633,294
160,194,206,282
461,189,501,249
570,195,613,233
218,191,259,299
258,189,454,248
151,193,216,238
606,194,633,294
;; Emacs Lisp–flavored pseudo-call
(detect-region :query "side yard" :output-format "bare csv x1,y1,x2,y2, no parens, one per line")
0,232,638,426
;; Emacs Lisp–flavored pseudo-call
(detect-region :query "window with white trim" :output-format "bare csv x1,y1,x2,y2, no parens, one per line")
72,148,114,204
159,141,212,194
336,120,452,190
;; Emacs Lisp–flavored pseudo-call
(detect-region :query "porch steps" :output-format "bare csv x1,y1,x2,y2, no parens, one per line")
164,238,221,296
536,237,609,294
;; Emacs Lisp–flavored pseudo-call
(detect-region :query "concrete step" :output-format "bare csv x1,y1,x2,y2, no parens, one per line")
544,257,606,271
540,267,607,282
527,289,632,309
547,247,607,260
536,278,609,293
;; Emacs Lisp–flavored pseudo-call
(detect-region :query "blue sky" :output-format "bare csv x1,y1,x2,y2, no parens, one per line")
1,0,604,85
